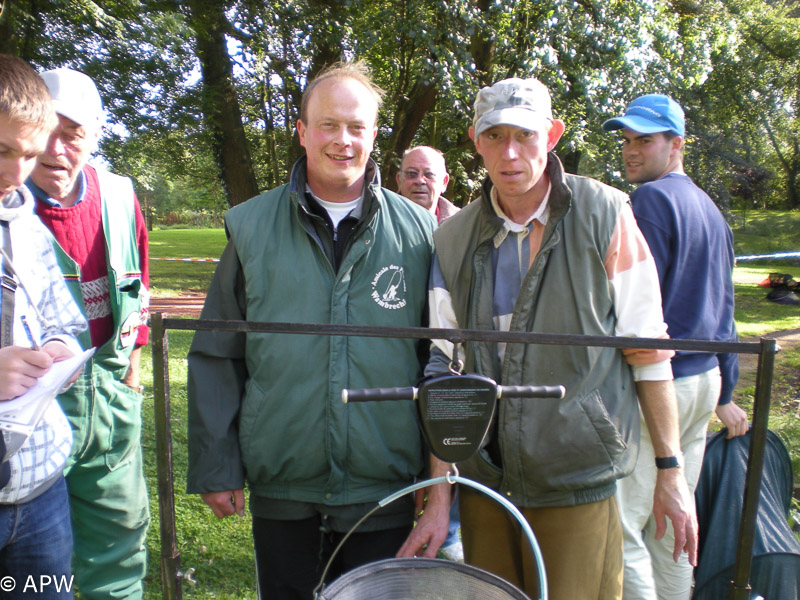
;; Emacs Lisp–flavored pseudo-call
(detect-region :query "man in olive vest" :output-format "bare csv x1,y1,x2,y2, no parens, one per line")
398,78,698,600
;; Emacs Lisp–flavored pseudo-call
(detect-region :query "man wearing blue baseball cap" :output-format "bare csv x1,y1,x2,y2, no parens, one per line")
604,95,748,599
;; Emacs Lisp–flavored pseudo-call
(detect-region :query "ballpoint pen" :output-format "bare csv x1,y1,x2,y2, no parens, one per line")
20,315,41,351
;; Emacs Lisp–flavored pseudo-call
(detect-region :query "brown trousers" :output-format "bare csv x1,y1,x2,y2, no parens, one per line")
460,487,624,600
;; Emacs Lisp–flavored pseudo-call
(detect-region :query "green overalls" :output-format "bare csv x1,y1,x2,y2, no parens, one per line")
52,170,149,600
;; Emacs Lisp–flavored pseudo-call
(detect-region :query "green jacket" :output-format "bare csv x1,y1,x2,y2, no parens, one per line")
433,154,640,508
187,158,436,505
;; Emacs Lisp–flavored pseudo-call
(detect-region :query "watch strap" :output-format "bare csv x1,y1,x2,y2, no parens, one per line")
655,455,682,469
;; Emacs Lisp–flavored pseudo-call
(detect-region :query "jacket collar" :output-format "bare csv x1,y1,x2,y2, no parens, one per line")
289,156,382,212
0,185,35,222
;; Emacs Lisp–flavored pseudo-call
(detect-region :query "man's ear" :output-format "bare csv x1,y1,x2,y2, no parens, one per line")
546,119,565,151
442,173,450,188
296,120,306,148
470,126,484,157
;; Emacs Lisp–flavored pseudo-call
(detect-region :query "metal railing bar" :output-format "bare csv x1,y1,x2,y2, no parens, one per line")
160,318,763,355
152,315,778,599
730,337,776,600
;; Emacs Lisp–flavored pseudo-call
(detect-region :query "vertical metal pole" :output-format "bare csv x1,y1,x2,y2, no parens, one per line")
152,313,182,600
729,337,776,600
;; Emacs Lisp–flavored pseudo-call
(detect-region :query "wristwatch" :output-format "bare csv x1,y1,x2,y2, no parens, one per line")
655,452,684,470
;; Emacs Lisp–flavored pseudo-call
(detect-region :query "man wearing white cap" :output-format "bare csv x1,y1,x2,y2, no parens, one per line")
27,68,150,600
604,95,747,600
398,78,697,599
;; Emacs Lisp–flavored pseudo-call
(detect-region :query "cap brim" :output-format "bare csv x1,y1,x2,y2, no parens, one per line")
52,99,102,128
602,115,675,135
475,107,550,137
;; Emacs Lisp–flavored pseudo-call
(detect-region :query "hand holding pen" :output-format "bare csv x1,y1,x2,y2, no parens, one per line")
20,315,40,351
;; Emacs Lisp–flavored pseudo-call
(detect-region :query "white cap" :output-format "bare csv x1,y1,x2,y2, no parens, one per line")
39,68,105,129
473,78,553,137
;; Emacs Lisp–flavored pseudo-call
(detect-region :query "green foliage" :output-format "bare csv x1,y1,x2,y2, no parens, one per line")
103,128,228,226
8,0,797,213
683,0,800,210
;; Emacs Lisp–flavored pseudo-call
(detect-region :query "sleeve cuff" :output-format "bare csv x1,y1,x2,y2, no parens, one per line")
632,360,673,382
41,335,83,357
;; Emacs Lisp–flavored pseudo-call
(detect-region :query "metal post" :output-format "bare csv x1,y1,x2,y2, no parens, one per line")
152,313,182,600
729,337,776,600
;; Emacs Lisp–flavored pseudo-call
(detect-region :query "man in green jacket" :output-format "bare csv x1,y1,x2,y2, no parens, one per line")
398,78,698,600
187,61,435,599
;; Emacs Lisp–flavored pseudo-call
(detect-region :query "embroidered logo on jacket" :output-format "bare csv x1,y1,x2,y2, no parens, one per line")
371,265,407,309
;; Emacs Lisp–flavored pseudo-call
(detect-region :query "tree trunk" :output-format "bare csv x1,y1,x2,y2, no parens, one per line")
0,0,45,59
188,0,259,207
382,80,438,190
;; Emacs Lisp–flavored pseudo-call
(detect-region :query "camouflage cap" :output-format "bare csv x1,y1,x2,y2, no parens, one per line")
473,78,553,136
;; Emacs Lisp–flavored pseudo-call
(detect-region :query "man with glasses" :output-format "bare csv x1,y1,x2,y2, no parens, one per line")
396,146,459,224
396,146,462,561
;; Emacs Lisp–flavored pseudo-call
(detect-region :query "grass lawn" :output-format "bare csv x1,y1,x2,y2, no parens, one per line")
139,214,800,599
140,331,257,599
147,229,226,297
733,265,800,337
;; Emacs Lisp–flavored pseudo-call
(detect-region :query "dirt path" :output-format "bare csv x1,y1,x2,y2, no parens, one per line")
739,328,800,373
150,293,205,318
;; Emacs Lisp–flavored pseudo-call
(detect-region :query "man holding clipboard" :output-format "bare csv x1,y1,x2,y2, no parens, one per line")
0,54,87,599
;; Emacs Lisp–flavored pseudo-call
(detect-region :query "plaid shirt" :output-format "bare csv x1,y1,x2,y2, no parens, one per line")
0,187,87,504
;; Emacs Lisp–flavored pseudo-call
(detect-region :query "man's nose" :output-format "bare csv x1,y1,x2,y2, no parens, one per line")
501,139,519,159
334,127,352,146
46,133,66,155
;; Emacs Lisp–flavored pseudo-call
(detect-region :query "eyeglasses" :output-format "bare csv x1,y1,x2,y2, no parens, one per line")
402,169,439,181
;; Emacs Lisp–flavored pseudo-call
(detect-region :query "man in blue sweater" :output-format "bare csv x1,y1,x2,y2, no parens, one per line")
604,95,748,599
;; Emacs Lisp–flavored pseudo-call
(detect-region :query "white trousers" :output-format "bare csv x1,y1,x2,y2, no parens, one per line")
616,368,721,600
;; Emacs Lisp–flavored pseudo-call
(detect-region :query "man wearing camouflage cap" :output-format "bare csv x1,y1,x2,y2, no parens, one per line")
399,79,697,599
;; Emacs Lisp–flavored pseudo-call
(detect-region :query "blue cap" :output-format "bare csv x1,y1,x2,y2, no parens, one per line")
602,94,685,137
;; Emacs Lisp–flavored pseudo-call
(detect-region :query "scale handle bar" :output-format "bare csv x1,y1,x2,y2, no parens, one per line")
342,387,416,403
498,385,565,399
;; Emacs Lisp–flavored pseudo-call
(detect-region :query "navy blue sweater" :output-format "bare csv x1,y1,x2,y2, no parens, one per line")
631,173,738,404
